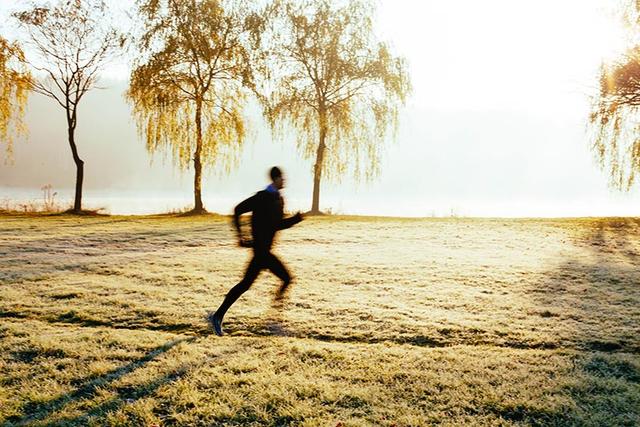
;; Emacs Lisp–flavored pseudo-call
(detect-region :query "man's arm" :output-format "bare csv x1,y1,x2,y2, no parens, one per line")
278,212,304,230
233,194,257,238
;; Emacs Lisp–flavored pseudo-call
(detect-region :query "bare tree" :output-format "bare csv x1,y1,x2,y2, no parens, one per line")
0,36,31,161
13,0,125,213
128,0,264,214
264,0,411,214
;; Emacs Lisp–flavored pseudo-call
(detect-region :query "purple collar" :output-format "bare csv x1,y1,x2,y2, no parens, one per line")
265,184,280,195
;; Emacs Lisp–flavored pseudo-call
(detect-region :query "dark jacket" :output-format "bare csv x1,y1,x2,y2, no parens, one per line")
234,189,302,251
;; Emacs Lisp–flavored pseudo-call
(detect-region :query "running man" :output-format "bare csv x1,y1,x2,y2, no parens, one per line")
208,166,304,336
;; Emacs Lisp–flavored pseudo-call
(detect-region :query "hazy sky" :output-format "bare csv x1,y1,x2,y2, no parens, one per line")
1,0,639,217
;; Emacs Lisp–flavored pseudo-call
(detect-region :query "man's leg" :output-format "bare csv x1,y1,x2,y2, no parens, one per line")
265,253,292,301
211,254,264,334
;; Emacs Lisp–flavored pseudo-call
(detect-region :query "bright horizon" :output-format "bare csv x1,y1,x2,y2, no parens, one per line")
1,0,639,217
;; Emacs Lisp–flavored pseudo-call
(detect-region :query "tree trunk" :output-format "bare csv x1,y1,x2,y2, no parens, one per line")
310,112,327,215
193,97,205,214
67,113,83,213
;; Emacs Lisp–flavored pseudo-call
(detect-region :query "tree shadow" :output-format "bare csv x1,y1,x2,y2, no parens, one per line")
527,218,640,353
5,337,194,426
489,218,640,425
480,351,640,426
39,365,192,427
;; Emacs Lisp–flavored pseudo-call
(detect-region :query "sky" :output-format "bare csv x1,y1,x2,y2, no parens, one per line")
1,0,639,217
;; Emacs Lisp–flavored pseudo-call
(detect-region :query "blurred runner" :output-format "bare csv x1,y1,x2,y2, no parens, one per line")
208,166,304,336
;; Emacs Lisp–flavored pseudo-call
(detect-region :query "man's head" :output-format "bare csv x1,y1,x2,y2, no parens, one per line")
270,166,285,190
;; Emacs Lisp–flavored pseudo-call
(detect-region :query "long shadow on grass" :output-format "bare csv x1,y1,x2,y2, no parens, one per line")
4,337,194,427
526,218,640,353
0,309,205,336
478,352,640,426
224,320,566,350
219,302,560,350
484,219,640,425
38,365,192,427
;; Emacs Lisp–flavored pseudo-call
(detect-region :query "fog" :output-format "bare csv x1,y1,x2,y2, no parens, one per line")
1,0,639,216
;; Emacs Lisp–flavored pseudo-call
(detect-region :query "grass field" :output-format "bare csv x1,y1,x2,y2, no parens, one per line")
0,213,639,426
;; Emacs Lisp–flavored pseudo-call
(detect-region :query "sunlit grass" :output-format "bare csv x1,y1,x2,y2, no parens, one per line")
1,214,639,425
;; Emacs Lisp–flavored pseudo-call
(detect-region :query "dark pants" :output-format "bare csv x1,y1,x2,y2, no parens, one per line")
215,250,291,320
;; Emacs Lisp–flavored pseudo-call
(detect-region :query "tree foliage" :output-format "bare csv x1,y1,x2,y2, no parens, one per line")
591,50,640,190
13,0,125,212
264,0,411,213
128,0,263,213
0,37,31,162
590,0,640,191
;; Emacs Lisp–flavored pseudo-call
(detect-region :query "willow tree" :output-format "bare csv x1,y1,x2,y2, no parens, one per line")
265,0,411,214
0,37,31,161
13,0,125,213
591,49,640,190
128,0,263,214
589,0,640,191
